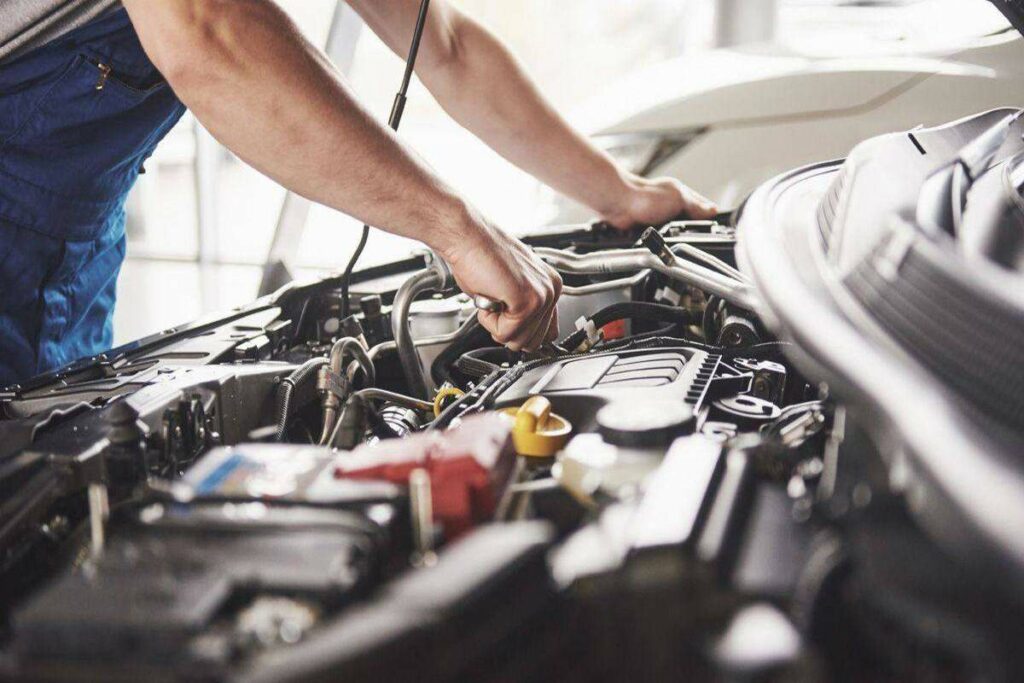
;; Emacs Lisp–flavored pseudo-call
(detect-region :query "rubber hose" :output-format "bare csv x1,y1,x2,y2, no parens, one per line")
454,347,508,379
275,357,329,442
430,316,494,387
392,268,443,399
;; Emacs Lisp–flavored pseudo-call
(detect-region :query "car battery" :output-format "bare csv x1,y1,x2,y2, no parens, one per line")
179,443,404,509
10,500,387,678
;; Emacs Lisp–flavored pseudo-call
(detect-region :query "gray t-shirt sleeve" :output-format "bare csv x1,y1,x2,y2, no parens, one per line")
0,0,121,62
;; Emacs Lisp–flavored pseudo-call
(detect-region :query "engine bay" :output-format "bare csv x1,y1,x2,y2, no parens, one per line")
1,110,1023,682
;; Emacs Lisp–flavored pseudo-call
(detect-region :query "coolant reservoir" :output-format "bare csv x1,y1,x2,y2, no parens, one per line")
408,296,466,339
558,399,697,502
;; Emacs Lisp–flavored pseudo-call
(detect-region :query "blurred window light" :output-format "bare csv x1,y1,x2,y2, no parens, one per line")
116,0,1014,341
594,129,708,177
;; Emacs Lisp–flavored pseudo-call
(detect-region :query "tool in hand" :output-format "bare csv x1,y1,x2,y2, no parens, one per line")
472,294,565,358
473,294,506,313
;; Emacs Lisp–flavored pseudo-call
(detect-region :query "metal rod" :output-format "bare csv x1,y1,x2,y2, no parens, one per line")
409,468,437,567
341,0,432,318
534,247,758,310
671,242,747,282
353,388,434,412
88,482,109,561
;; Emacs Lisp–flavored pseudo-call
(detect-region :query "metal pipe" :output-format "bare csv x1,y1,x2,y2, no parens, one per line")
319,337,375,445
328,336,374,386
368,340,396,363
534,247,758,310
671,243,746,282
562,271,649,296
352,388,434,413
392,268,444,399
368,327,464,363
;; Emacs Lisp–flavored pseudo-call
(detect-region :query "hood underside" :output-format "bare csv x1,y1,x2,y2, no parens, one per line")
991,0,1024,34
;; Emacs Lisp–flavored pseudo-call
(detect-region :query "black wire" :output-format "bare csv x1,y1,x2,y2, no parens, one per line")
339,0,433,319
340,226,369,319
557,301,691,351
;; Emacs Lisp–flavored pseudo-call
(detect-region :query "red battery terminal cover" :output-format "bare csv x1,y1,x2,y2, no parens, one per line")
333,413,516,538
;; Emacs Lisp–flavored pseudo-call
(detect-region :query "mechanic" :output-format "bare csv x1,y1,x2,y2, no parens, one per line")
0,0,716,384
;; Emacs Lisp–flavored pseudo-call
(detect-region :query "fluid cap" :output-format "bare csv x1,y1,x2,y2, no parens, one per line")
433,385,465,417
596,399,695,448
500,395,572,458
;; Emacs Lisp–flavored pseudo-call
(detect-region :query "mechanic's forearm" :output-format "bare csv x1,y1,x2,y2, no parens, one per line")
421,17,634,217
122,0,476,255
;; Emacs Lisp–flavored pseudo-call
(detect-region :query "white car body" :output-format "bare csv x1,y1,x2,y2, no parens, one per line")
554,7,1024,219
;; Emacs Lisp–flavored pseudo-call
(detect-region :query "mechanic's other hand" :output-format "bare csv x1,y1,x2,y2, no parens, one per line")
603,174,717,230
443,221,562,353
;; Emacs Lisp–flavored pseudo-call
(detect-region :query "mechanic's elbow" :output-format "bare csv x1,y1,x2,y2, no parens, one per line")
144,1,245,89
425,16,471,82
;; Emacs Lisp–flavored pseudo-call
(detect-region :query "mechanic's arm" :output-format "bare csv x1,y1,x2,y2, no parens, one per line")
122,0,560,351
348,0,717,228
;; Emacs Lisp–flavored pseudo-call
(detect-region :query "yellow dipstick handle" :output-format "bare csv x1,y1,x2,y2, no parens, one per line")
501,395,572,458
515,395,550,434
433,386,465,417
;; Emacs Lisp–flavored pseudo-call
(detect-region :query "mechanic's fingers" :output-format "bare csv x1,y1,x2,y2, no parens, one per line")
683,185,718,219
531,271,562,348
522,299,556,351
472,264,562,352
514,267,563,351
545,270,563,344
506,310,546,352
545,309,560,344
476,309,504,344
477,307,533,352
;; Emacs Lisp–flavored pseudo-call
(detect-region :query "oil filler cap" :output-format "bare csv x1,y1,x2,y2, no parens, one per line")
501,396,572,458
596,399,695,448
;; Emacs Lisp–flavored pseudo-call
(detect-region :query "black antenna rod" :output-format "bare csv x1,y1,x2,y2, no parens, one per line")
389,0,432,130
341,0,432,318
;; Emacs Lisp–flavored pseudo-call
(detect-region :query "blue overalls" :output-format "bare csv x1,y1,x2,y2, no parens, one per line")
0,9,185,385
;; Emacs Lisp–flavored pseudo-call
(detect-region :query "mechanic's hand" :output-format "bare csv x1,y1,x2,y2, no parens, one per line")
602,174,718,230
443,222,562,352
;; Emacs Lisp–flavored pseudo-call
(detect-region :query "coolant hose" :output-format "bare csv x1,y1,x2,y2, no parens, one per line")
391,257,454,400
274,357,329,442
558,301,691,351
455,347,506,379
430,316,493,387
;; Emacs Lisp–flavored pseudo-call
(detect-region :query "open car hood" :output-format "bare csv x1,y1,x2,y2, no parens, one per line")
991,0,1024,34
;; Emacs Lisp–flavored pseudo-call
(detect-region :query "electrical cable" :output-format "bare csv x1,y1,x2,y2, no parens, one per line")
339,0,433,318
274,357,329,442
557,301,691,351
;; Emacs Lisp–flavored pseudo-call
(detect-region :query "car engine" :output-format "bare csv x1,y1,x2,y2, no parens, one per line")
0,109,1022,682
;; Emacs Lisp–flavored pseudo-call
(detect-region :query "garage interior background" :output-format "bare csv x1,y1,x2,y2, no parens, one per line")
114,0,1001,343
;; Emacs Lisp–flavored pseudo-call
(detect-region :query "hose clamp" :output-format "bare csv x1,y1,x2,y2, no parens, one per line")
317,366,350,407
